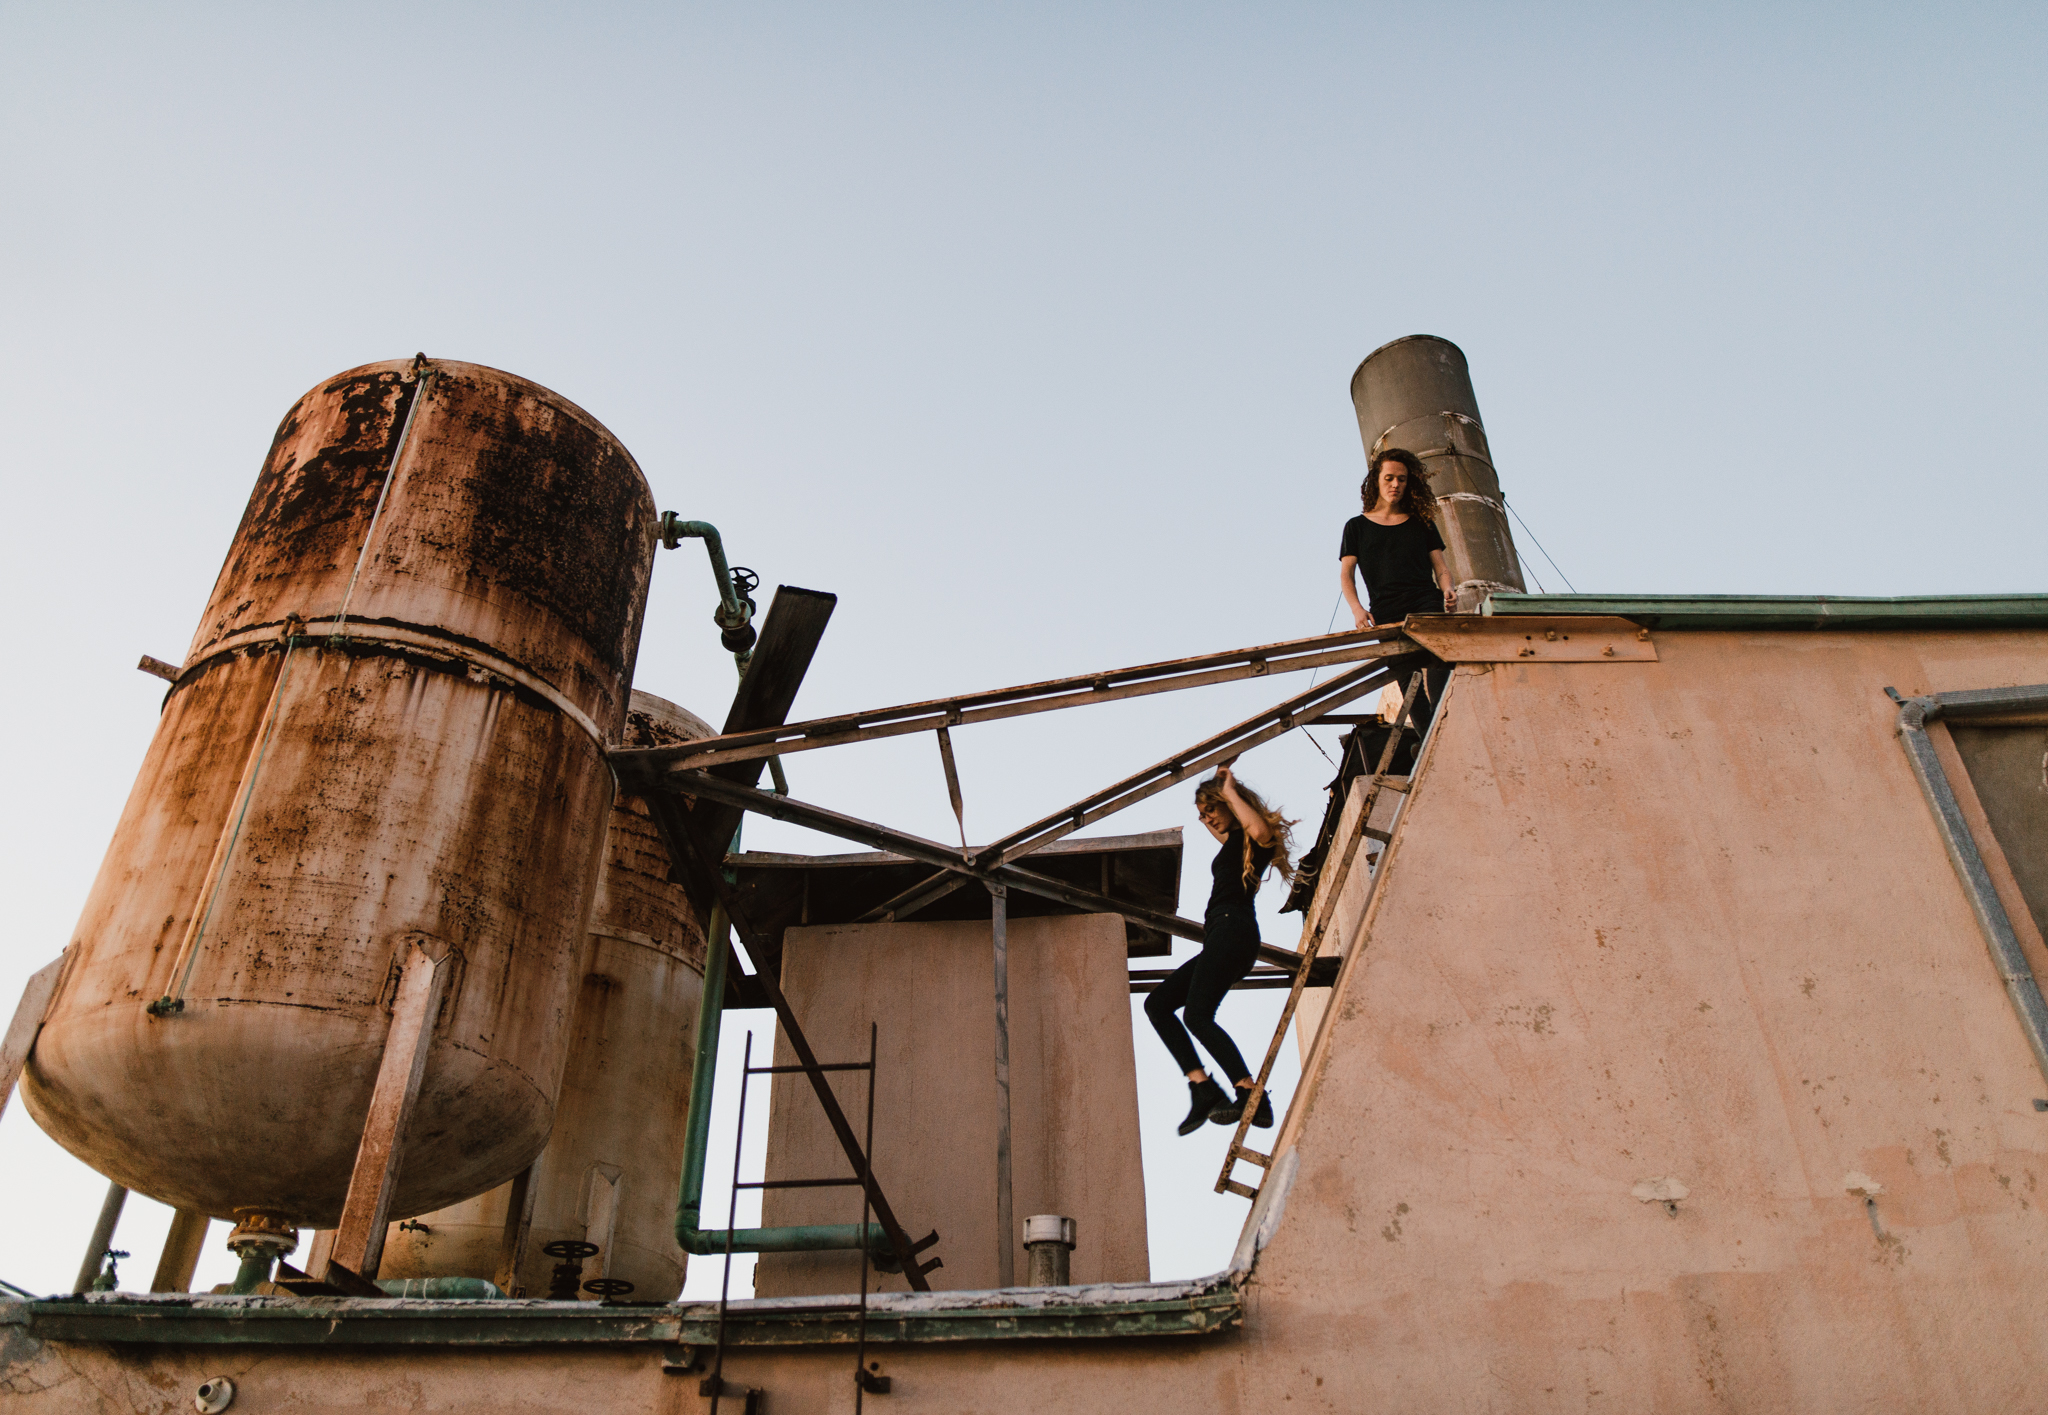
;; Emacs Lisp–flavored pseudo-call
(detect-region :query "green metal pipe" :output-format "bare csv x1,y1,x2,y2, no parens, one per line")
658,515,753,656
673,900,884,1257
227,1252,274,1295
674,900,730,1243
375,1277,506,1299
659,517,744,620
655,514,787,789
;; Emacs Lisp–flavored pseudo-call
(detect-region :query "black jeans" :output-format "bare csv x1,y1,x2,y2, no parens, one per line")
1144,904,1260,1084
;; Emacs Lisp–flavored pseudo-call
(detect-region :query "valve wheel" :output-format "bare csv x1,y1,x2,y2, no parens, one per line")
582,1277,636,1300
541,1239,600,1261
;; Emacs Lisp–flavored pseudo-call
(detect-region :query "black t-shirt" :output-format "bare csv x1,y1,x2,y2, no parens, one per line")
1340,515,1447,620
1208,827,1276,914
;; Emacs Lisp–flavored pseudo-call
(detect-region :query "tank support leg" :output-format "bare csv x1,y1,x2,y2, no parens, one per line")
493,1165,539,1297
150,1209,210,1292
328,940,454,1282
71,1181,129,1294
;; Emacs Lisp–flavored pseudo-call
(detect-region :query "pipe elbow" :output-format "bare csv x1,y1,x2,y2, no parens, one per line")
658,513,719,551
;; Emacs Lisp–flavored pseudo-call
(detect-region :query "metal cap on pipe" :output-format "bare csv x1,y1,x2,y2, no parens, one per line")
1350,335,1525,613
1023,1214,1076,1287
1023,1214,1076,1248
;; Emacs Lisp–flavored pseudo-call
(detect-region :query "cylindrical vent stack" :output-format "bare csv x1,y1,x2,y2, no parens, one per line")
23,358,659,1230
379,691,713,1301
1349,336,1525,612
1023,1213,1076,1287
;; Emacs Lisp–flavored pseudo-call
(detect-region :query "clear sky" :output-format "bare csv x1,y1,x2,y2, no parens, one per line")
2,2,2042,1297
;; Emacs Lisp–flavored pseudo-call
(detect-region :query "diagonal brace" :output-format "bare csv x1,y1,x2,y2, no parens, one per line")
669,772,1209,945
850,653,1417,927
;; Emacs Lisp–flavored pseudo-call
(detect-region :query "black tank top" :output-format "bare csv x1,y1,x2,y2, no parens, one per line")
1208,828,1275,914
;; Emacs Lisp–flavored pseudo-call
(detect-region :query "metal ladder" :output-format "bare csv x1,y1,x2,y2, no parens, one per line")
1214,670,1427,1200
704,1025,897,1413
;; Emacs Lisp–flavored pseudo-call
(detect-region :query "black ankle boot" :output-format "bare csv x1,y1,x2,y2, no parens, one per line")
1177,1078,1230,1135
1211,1084,1273,1129
1247,1088,1274,1128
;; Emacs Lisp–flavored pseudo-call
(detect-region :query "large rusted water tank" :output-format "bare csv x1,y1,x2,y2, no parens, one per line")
23,358,658,1228
378,691,711,1299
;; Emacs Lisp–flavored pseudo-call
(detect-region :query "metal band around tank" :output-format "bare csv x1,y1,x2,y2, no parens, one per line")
174,618,611,749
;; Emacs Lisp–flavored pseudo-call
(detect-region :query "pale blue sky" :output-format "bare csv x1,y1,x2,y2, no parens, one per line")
3,2,2042,1296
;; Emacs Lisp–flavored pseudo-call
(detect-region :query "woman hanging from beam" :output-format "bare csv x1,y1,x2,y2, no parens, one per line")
1339,447,1457,730
1145,762,1297,1135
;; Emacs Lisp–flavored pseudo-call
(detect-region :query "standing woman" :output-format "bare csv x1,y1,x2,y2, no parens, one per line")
1339,447,1457,727
1144,763,1297,1134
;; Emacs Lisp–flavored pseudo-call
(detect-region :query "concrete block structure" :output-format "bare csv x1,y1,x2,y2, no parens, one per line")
754,913,1148,1296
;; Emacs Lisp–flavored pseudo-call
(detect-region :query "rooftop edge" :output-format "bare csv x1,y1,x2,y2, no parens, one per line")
1484,593,2048,630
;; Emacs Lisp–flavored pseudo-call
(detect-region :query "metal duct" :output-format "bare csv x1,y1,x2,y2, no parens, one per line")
1349,336,1525,613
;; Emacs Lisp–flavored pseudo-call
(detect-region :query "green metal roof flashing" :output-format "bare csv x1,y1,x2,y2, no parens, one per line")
2,1276,1241,1349
1484,593,2048,631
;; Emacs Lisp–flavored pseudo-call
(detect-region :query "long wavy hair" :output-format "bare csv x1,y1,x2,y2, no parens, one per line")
1361,447,1437,524
1195,773,1299,892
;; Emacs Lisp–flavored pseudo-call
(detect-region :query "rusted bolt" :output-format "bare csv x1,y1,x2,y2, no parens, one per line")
1545,630,1557,641
1602,646,1616,657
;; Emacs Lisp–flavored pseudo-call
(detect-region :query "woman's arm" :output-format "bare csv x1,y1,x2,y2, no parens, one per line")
1431,548,1455,612
1340,556,1372,630
1216,765,1275,845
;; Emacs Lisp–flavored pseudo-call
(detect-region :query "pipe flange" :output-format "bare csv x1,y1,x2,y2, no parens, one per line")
225,1209,299,1259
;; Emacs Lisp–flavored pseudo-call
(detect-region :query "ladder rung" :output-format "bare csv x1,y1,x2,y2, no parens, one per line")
1230,1144,1271,1167
1363,826,1393,843
1375,775,1411,793
1222,1180,1260,1200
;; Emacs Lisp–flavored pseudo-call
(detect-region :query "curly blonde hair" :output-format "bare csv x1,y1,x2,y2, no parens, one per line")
1194,774,1299,891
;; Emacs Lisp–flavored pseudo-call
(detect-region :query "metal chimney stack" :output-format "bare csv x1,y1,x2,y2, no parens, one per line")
1350,336,1525,613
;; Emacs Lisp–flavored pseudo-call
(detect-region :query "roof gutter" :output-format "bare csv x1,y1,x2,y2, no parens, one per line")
1486,593,2048,630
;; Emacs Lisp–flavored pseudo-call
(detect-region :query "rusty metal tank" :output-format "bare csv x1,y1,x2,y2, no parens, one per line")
22,358,658,1229
378,691,711,1299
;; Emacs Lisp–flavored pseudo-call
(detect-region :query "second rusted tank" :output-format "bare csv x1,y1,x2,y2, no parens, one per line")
378,691,712,1299
23,358,658,1233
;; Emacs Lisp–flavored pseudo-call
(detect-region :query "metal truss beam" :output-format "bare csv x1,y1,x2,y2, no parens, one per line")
611,627,1413,776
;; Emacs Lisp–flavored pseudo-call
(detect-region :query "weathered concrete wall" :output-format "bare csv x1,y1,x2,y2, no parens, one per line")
1257,627,2048,1411
755,914,1149,1295
15,626,2048,1413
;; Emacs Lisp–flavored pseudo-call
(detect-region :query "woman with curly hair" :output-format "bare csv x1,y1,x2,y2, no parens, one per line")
1339,447,1457,628
1339,447,1456,729
1144,763,1297,1135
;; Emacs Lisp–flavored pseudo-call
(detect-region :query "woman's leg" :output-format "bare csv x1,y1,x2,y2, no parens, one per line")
1182,920,1260,1085
1142,954,1206,1077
